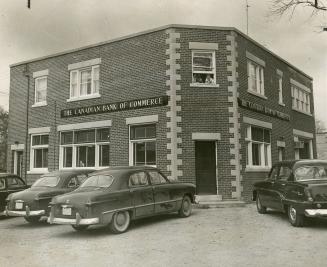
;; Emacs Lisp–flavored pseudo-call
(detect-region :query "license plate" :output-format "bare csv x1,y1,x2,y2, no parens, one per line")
62,207,72,216
15,202,23,210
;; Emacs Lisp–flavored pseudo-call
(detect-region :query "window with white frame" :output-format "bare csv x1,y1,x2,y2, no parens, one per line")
278,147,285,161
247,60,265,96
192,51,216,85
60,128,109,169
30,134,49,171
291,85,311,114
35,76,47,104
130,124,156,166
246,126,271,168
277,74,283,104
70,65,99,99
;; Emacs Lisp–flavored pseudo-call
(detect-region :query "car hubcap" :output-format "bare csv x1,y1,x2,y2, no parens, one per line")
289,206,296,222
116,212,126,226
183,199,190,214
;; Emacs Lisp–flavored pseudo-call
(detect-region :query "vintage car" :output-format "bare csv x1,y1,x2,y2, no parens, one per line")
253,160,327,227
48,166,196,233
6,169,94,223
0,173,29,216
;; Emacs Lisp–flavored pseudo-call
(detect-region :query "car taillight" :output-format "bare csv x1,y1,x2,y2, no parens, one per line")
304,188,314,202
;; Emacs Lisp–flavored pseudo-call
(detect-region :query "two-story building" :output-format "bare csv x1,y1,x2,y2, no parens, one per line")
7,24,316,202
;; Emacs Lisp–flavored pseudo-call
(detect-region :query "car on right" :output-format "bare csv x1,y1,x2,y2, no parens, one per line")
253,160,327,227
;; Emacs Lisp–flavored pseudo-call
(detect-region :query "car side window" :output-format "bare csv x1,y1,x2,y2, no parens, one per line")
278,166,292,181
67,177,78,188
0,178,5,189
148,171,168,185
7,177,23,189
269,167,279,180
76,174,88,185
129,172,149,187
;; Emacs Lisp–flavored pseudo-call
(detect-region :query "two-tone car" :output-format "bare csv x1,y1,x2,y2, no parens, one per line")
48,166,196,233
253,160,327,227
0,173,29,216
6,169,94,223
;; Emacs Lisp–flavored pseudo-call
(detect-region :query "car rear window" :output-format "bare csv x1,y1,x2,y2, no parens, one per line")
80,175,114,188
32,176,60,187
294,165,327,181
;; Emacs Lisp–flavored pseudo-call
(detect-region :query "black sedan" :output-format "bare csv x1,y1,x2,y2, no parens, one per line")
48,166,196,233
253,160,327,227
0,173,29,216
6,169,94,223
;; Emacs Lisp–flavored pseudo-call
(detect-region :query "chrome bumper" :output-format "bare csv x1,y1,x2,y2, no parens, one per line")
48,212,99,226
5,206,45,217
304,209,327,217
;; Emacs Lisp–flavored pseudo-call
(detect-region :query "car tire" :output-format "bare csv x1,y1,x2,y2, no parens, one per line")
71,225,89,231
256,194,267,214
178,195,192,218
109,210,131,234
288,205,304,227
24,216,41,224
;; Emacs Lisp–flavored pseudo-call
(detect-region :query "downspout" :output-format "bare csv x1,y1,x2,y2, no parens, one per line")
23,64,30,184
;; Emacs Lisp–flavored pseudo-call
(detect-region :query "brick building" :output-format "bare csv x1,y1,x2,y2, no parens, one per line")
7,25,316,202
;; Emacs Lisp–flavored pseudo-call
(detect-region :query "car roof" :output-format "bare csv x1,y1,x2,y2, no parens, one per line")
274,159,327,168
0,173,19,178
41,169,95,178
91,166,158,175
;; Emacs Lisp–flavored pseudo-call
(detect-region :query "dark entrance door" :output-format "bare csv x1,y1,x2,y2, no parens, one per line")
195,141,217,195
16,151,23,177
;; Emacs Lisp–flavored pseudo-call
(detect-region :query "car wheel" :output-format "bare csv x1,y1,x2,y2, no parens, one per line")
288,205,304,227
178,195,192,218
24,216,41,224
109,210,131,234
256,194,267,214
71,225,89,231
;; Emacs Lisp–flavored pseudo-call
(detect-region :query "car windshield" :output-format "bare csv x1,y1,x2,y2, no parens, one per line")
32,176,60,187
80,175,114,188
294,165,327,181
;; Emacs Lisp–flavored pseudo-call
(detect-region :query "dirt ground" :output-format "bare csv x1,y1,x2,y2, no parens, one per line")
1,204,327,267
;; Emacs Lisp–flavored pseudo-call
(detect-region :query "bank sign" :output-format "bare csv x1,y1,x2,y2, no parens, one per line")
61,96,168,118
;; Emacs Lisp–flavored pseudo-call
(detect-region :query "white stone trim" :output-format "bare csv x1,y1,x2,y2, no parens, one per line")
57,120,112,131
32,69,49,78
277,141,286,147
189,42,218,50
192,133,221,140
28,127,51,134
276,69,283,76
293,129,314,139
290,79,311,93
243,116,272,129
11,144,25,150
246,51,266,67
126,115,158,125
68,58,101,70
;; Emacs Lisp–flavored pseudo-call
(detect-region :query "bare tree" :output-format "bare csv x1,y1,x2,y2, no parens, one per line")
271,0,327,17
316,118,326,133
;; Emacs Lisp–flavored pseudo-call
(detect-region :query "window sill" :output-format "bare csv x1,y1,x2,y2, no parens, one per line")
292,108,312,117
245,166,271,172
190,83,219,88
32,102,47,108
59,166,108,170
67,93,101,102
247,90,267,100
279,102,285,107
27,169,49,174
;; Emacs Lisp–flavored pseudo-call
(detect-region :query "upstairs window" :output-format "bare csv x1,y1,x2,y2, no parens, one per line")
70,65,100,99
291,85,311,114
277,74,283,104
247,60,265,96
34,76,47,105
192,51,216,85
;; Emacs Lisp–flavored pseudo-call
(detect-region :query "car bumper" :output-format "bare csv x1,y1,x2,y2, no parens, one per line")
304,209,327,217
6,207,45,217
48,212,99,226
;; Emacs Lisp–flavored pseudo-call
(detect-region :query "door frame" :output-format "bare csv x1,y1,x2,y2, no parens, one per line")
11,144,25,176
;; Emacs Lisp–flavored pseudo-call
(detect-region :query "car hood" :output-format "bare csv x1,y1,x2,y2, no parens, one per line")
8,187,66,201
300,180,327,201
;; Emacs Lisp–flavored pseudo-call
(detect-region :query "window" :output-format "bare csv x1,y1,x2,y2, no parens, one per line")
278,147,285,161
34,76,47,105
69,65,100,99
30,134,49,171
247,60,265,96
246,126,271,168
277,74,283,104
278,166,291,181
60,128,109,169
148,171,167,185
130,124,156,166
269,166,278,180
192,51,216,85
291,85,310,113
7,177,25,189
0,178,5,189
129,172,149,187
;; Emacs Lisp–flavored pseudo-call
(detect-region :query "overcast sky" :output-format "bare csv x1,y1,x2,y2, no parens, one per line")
0,0,326,124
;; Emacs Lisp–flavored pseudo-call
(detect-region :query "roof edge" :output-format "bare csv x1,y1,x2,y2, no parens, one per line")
10,24,312,80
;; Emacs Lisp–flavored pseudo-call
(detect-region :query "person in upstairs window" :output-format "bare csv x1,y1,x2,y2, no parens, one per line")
205,74,214,84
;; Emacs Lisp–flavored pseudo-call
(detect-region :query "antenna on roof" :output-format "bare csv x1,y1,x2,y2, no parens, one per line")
246,0,250,35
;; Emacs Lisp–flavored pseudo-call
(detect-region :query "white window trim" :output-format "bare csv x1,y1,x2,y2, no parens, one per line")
277,73,284,105
191,50,217,87
291,83,311,115
247,59,265,97
30,133,49,173
33,76,48,107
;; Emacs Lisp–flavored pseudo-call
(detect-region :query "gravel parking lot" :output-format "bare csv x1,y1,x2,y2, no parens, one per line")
1,204,327,267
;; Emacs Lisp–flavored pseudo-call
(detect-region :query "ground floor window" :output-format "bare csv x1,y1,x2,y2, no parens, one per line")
60,128,110,169
278,147,285,161
130,124,156,166
30,134,49,171
294,138,312,160
246,125,271,168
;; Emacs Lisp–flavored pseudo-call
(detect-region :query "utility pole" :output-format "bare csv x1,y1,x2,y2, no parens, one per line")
246,0,250,35
27,0,31,9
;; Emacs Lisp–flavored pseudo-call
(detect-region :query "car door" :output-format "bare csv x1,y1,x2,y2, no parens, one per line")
129,171,154,218
148,170,176,213
257,165,279,208
0,177,7,212
271,165,292,211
